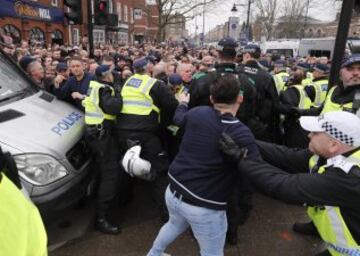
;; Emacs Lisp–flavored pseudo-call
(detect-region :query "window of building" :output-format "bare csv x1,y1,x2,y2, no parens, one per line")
72,28,80,45
29,27,45,42
316,29,322,38
4,24,21,44
51,0,58,6
93,29,105,44
52,30,63,44
117,3,122,21
124,5,128,22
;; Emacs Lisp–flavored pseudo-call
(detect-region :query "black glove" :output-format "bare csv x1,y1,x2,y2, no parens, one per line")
287,107,302,119
219,133,248,163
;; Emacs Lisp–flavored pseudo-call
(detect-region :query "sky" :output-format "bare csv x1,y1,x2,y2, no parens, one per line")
186,0,340,37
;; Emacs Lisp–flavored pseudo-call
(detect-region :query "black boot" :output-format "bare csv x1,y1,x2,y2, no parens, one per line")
95,218,121,235
292,221,320,237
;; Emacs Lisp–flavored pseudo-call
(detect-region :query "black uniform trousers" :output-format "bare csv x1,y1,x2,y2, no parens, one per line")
117,130,169,218
85,126,121,218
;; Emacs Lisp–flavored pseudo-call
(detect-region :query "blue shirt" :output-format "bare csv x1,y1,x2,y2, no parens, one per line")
169,104,259,210
55,72,95,110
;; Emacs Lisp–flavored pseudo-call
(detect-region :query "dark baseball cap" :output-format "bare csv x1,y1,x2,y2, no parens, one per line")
169,73,182,86
313,63,330,74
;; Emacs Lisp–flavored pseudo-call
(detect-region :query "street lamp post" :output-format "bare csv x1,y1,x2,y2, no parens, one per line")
231,0,253,41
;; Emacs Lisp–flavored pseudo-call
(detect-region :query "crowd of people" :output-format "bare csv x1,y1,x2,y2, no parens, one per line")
1,34,360,256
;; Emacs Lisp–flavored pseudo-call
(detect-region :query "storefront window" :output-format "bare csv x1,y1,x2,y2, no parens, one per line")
51,30,63,45
4,24,21,44
29,27,45,42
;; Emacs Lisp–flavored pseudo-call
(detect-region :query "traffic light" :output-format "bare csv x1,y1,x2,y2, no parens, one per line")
94,0,108,26
64,0,83,25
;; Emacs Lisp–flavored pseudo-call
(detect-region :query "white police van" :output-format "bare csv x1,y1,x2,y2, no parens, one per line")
0,48,93,218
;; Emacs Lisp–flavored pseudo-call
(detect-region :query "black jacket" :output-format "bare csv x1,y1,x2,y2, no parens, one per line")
240,141,360,243
169,105,259,210
238,61,281,142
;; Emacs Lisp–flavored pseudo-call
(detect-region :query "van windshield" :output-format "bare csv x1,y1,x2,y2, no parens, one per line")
0,52,37,103
266,49,294,57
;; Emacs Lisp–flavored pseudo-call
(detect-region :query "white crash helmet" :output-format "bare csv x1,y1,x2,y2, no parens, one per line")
122,145,151,178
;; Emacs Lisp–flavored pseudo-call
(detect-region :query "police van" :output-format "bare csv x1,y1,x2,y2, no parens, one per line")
0,48,93,218
260,40,300,57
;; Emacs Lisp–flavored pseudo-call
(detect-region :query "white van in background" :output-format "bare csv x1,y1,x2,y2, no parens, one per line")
260,40,300,57
298,37,336,58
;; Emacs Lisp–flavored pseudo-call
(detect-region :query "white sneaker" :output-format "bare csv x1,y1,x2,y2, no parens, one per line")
161,253,171,256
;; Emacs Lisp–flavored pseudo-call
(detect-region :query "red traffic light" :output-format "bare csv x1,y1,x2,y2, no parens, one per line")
98,2,106,11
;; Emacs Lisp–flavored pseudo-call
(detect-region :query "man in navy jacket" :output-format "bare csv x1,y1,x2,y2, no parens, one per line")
147,74,259,256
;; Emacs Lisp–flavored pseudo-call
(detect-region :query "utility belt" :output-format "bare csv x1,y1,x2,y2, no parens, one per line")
86,123,110,140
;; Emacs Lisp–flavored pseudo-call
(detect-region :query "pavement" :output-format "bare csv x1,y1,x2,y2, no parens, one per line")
49,184,324,256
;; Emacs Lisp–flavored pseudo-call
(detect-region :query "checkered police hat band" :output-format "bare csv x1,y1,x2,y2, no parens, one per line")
321,122,355,146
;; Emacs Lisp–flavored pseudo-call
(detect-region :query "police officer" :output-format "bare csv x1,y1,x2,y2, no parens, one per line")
305,63,330,108
273,60,290,95
117,58,178,222
239,44,281,143
220,111,360,256
298,62,313,86
280,69,312,148
82,65,122,234
0,146,47,256
294,54,360,117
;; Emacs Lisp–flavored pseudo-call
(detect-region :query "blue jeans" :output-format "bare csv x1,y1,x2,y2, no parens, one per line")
147,186,227,256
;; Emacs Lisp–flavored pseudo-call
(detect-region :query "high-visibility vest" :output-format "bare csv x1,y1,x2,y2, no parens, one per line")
121,73,160,117
308,151,360,256
321,86,353,115
82,81,116,125
273,72,290,95
291,85,312,109
302,73,313,86
0,174,48,256
310,78,329,107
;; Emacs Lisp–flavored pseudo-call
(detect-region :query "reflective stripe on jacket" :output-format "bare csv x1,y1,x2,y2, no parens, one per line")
82,81,116,125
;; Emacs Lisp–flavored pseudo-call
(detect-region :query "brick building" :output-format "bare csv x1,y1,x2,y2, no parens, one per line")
0,0,68,45
164,13,187,42
0,0,158,46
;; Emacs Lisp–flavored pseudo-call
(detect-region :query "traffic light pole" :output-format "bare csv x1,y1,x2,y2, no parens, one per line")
87,0,94,58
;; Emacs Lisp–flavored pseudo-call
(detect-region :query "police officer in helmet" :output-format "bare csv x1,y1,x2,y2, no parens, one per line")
82,65,123,234
117,57,178,222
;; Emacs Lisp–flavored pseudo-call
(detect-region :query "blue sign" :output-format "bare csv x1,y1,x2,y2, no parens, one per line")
0,0,64,24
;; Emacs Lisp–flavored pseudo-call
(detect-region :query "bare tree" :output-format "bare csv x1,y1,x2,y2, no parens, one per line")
253,0,279,40
144,0,220,42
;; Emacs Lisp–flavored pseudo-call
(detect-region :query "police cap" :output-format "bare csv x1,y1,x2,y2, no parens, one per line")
273,60,286,68
296,62,311,71
313,63,330,74
341,54,360,68
95,64,112,77
168,73,182,86
19,56,36,71
242,44,261,54
133,58,148,69
217,37,238,51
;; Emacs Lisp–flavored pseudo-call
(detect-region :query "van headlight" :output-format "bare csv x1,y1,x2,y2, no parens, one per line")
13,154,68,185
